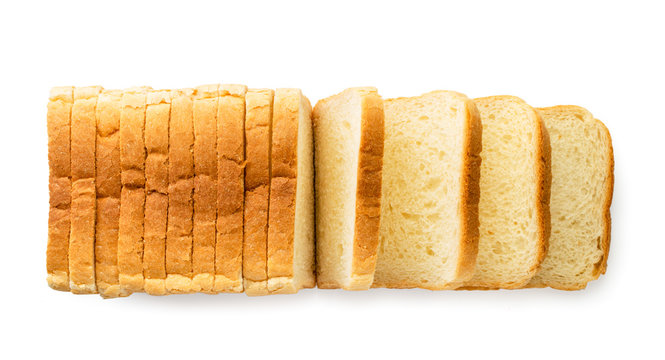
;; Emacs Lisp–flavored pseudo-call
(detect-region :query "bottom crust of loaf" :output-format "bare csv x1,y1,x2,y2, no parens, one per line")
165,274,193,294
47,272,70,292
213,275,243,293
144,279,167,295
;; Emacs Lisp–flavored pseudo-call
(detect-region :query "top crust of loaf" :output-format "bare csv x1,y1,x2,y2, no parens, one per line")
462,96,550,289
527,105,613,290
373,90,482,289
312,87,384,290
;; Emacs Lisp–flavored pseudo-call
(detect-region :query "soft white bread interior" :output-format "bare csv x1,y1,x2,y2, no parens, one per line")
313,87,384,290
463,96,551,289
267,89,315,294
373,91,482,289
528,106,613,290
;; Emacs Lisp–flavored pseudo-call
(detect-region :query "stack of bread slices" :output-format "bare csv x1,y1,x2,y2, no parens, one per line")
46,86,613,297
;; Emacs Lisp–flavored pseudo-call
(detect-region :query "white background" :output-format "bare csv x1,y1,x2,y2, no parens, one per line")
1,0,663,358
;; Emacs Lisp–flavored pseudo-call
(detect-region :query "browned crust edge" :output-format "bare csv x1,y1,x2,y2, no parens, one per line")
215,85,247,293
94,89,126,298
46,87,73,291
69,86,102,294
266,89,299,281
242,89,274,295
143,90,171,296
191,85,219,293
452,97,482,286
349,90,384,287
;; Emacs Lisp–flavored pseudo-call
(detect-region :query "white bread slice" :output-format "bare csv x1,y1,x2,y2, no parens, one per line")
47,86,73,291
165,88,196,293
267,88,316,294
191,85,219,293
69,86,103,294
143,89,171,296
527,106,613,290
462,96,551,289
312,87,384,290
118,87,150,293
214,84,247,293
243,89,273,296
95,89,128,298
373,91,482,289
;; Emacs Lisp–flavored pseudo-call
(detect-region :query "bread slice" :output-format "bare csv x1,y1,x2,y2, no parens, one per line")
69,86,103,294
527,106,613,290
243,89,274,296
191,85,219,293
214,84,247,293
46,86,73,291
143,89,171,296
94,89,128,298
166,88,195,293
267,88,316,294
312,87,384,290
462,96,551,289
372,91,482,289
118,87,150,293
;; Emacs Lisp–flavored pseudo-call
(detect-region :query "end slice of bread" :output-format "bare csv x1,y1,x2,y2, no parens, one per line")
47,86,74,291
527,106,613,290
267,88,316,294
462,96,551,289
373,91,482,289
313,87,384,290
243,88,274,296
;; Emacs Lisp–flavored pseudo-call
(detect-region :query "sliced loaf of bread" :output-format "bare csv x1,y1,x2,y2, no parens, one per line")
527,106,613,290
313,87,384,290
266,89,316,294
373,91,482,289
463,96,551,289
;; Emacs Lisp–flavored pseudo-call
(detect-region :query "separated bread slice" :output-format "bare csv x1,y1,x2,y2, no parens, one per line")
70,86,103,294
166,88,196,293
312,87,384,290
143,89,171,295
243,89,273,296
267,88,316,294
47,86,73,291
214,84,247,293
95,89,128,298
527,106,613,290
373,91,482,289
118,87,150,293
192,85,219,293
462,96,551,289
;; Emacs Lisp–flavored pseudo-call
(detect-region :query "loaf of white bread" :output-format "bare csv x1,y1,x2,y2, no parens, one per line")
46,85,613,297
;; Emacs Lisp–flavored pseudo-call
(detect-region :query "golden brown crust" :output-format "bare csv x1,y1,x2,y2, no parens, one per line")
118,87,149,293
267,89,299,281
47,86,73,291
597,119,614,275
69,86,102,294
143,90,171,295
94,89,127,298
454,98,482,285
214,84,247,293
243,89,273,295
534,112,552,276
166,89,195,293
350,90,384,281
191,85,219,293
